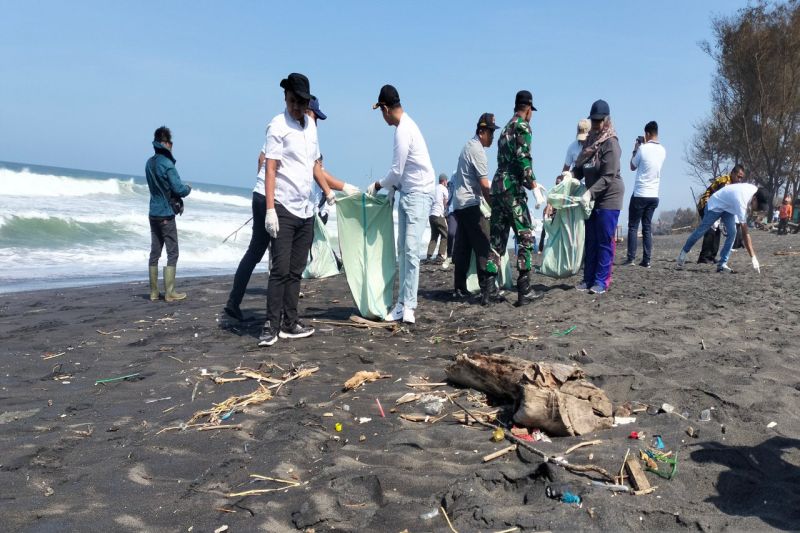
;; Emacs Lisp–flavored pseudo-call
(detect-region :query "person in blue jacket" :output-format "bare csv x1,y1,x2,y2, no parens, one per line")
145,126,192,302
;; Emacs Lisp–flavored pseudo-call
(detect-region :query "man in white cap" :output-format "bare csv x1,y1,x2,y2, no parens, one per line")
563,119,591,172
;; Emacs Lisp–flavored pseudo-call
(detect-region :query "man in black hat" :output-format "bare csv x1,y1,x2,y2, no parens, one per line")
367,84,436,325
450,112,499,304
486,91,541,306
257,73,336,347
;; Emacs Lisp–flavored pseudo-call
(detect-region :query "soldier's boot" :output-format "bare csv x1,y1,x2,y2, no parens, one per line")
515,271,542,307
163,266,187,302
480,275,501,306
148,265,160,301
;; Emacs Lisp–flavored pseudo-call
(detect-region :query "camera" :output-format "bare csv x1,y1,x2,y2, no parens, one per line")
636,136,645,144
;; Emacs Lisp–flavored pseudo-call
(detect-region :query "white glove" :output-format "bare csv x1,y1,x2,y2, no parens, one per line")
751,256,760,273
342,183,360,195
265,208,279,239
326,191,336,206
366,182,379,196
581,189,593,205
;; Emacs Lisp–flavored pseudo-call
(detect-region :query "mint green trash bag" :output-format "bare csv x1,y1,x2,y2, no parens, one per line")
466,251,514,292
336,193,396,319
539,176,592,278
302,214,341,279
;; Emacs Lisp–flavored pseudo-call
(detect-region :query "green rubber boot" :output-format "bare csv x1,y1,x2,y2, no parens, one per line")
163,266,186,302
149,266,160,301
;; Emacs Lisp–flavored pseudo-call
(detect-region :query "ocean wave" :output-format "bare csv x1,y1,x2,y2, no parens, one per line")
0,168,140,197
0,215,141,248
190,188,251,207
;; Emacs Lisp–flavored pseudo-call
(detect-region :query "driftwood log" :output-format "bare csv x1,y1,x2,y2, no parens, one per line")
446,353,613,436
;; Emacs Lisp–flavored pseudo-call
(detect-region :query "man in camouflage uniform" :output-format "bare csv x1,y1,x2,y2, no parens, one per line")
486,90,541,306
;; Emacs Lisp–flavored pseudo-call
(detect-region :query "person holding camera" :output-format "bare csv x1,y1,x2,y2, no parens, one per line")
624,121,666,268
146,126,192,302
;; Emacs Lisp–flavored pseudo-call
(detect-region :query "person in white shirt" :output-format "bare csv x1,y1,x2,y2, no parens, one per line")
677,183,768,273
624,121,667,267
425,174,449,263
258,73,336,347
562,119,590,171
367,84,435,324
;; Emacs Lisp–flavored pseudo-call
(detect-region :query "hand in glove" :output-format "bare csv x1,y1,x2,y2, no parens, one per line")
265,208,279,239
326,191,336,206
751,255,760,273
342,183,360,195
366,181,380,196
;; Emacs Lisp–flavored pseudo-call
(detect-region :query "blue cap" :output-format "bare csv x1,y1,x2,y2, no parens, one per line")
588,99,610,120
309,96,327,120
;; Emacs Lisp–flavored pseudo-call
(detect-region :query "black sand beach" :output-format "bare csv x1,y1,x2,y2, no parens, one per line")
1,234,799,532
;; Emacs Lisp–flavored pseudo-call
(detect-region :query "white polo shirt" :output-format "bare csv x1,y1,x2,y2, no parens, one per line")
379,113,435,195
253,142,267,195
631,141,666,198
264,110,321,218
564,140,583,169
708,183,758,222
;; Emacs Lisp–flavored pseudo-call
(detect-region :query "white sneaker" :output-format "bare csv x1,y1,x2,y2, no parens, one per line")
441,258,451,270
385,303,403,322
676,250,687,268
402,308,415,324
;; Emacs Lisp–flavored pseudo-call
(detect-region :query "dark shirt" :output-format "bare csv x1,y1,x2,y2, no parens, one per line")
574,137,625,210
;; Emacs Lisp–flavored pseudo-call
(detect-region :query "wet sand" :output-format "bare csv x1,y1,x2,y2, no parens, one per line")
1,233,799,532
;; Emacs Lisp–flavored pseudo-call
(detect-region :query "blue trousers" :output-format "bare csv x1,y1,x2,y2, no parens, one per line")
682,209,737,267
584,208,620,290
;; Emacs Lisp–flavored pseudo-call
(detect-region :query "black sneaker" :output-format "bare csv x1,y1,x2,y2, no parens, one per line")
279,322,315,339
638,261,651,268
258,324,278,346
452,289,470,300
622,259,636,266
224,302,244,321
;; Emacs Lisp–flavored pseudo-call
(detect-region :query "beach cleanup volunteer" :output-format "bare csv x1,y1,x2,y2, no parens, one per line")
486,90,541,306
677,182,768,273
624,120,666,268
258,73,336,347
696,165,745,264
778,195,793,235
145,126,192,302
425,174,449,264
572,99,625,295
451,112,499,304
367,84,435,325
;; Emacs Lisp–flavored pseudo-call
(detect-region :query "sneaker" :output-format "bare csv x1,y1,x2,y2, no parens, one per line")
716,264,734,274
385,303,404,322
452,289,470,300
622,259,636,266
676,250,687,267
441,257,452,270
402,308,415,324
575,281,589,291
638,261,651,269
279,322,315,339
589,284,606,295
258,324,278,346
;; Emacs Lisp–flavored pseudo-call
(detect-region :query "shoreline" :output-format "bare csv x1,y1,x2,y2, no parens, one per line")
1,233,798,531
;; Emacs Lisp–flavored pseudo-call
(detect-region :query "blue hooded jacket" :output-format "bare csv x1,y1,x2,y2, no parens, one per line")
146,141,191,217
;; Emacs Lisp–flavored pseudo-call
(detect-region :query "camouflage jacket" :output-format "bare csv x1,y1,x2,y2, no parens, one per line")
697,174,731,215
491,116,536,198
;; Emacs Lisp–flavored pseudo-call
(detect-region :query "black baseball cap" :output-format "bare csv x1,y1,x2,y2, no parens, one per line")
514,90,537,111
588,99,610,120
279,73,311,100
309,95,327,120
372,84,401,110
477,112,500,131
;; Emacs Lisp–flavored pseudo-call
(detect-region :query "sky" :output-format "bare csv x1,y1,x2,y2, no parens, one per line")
0,0,752,219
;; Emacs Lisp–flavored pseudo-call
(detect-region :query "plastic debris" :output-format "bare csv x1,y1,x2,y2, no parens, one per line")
419,509,439,520
767,421,777,429
699,409,711,422
334,423,342,432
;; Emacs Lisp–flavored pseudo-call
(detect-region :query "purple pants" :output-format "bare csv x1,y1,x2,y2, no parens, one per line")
584,208,620,290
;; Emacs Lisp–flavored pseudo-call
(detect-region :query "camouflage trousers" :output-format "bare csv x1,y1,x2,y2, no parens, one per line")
486,194,534,274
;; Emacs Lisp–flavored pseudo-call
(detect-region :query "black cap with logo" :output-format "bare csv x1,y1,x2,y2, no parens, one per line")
279,73,311,100
372,84,401,110
477,112,500,131
514,90,537,111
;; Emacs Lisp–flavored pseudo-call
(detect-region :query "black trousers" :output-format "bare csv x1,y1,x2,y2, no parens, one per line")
266,203,313,329
453,205,490,292
149,216,179,266
228,192,270,307
446,213,457,258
